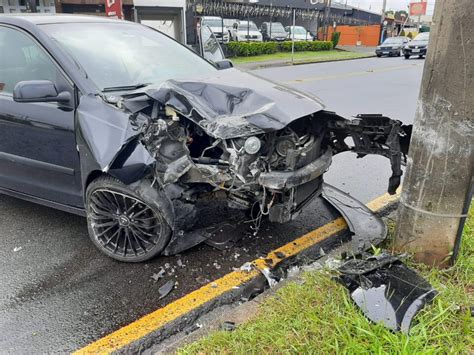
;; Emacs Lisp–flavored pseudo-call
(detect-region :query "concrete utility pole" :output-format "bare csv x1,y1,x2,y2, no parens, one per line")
394,0,473,267
379,0,387,43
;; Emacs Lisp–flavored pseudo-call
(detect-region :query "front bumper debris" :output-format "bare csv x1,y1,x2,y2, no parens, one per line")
338,253,437,333
258,149,332,190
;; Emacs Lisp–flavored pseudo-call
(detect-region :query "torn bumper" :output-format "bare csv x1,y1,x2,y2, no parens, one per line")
259,149,332,190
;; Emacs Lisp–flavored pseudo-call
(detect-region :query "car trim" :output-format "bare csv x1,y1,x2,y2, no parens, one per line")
0,186,85,216
0,151,75,175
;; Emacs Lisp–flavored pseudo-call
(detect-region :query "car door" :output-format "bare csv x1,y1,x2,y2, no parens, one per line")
0,25,83,207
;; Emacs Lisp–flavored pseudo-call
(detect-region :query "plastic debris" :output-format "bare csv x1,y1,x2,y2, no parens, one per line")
151,268,166,281
221,321,236,331
158,280,175,300
338,253,437,333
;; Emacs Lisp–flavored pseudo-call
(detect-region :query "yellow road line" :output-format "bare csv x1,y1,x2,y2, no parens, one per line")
74,190,400,354
284,63,422,84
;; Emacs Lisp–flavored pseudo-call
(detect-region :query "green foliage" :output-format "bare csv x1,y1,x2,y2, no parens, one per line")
228,40,332,57
181,207,474,355
407,32,413,39
331,31,341,48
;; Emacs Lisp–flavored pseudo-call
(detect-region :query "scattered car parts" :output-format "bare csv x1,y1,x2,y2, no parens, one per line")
338,253,437,333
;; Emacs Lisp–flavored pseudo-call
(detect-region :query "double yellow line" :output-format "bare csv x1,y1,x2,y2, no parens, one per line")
75,190,400,354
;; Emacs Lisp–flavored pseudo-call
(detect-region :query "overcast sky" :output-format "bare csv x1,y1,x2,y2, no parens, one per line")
341,0,436,15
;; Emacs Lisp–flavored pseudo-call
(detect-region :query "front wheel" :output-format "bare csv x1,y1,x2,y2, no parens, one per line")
404,54,410,59
86,176,171,262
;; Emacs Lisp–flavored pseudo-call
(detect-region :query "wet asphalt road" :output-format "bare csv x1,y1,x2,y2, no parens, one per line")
0,56,424,352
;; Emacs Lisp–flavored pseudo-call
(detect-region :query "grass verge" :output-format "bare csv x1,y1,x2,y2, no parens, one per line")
181,206,474,354
231,50,372,65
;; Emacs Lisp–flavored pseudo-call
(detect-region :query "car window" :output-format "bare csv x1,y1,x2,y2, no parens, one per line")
0,26,58,94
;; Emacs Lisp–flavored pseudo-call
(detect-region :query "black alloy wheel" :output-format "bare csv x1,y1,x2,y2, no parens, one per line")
86,177,171,262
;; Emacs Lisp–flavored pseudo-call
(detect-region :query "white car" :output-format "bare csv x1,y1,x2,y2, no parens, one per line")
200,16,229,43
285,26,312,41
231,21,263,42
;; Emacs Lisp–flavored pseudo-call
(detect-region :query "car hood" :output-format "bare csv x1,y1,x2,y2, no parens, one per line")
237,30,260,36
208,26,227,33
270,31,288,37
120,68,325,139
409,40,428,46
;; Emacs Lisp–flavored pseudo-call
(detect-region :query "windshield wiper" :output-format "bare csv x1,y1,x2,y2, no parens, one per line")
102,83,151,93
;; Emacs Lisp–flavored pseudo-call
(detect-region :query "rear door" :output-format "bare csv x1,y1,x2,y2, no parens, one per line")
0,25,82,207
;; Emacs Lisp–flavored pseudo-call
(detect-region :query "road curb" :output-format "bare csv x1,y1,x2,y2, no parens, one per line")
74,190,400,354
235,54,375,70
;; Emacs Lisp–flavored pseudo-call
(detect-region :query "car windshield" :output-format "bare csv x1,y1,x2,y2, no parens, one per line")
293,27,307,35
40,22,217,91
270,23,286,32
239,22,258,31
383,37,404,44
202,18,223,27
414,32,430,41
223,19,236,27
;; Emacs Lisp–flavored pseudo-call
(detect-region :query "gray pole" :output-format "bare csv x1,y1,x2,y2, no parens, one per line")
394,0,474,267
380,0,387,43
291,8,296,65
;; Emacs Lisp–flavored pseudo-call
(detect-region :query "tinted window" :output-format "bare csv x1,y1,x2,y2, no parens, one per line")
41,22,217,91
202,18,223,27
383,37,405,44
0,26,58,94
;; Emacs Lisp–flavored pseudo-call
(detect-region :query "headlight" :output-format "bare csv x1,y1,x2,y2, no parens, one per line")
244,137,262,155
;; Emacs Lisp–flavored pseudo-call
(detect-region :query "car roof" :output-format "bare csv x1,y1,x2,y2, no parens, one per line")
0,13,125,25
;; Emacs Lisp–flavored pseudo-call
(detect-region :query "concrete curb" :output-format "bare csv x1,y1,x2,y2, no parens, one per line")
235,54,375,71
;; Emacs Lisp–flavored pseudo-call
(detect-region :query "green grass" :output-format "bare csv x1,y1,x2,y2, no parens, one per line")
181,206,474,354
231,50,372,65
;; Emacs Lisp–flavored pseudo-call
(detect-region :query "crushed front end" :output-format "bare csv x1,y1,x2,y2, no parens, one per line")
83,71,411,254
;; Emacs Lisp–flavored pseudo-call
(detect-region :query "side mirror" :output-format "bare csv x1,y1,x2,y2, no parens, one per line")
214,60,233,70
13,80,71,103
199,25,226,63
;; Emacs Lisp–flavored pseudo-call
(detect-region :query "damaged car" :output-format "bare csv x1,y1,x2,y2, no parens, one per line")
0,15,411,262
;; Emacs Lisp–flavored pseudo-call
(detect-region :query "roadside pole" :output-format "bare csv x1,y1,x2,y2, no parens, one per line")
379,0,387,44
291,8,296,65
394,0,473,267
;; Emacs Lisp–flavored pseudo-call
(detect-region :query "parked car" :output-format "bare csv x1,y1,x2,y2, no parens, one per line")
376,37,410,57
231,20,262,42
260,22,288,42
403,32,430,59
223,18,238,37
285,26,312,41
0,15,410,262
199,16,229,44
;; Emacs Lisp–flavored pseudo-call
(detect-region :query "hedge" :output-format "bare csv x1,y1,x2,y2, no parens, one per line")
227,40,333,57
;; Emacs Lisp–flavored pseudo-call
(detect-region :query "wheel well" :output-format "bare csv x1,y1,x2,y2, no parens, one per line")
85,170,105,191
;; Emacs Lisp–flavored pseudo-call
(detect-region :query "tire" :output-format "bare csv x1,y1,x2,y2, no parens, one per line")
86,176,172,262
376,54,382,57
418,55,424,59
404,54,410,59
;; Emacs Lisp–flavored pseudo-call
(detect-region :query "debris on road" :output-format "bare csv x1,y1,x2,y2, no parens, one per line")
151,268,166,281
13,246,22,252
158,280,176,300
338,253,437,333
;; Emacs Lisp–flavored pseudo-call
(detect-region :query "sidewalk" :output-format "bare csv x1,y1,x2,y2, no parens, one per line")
338,45,377,54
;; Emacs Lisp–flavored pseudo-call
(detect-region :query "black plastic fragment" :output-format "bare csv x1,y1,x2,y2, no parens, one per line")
338,253,437,333
158,280,175,300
